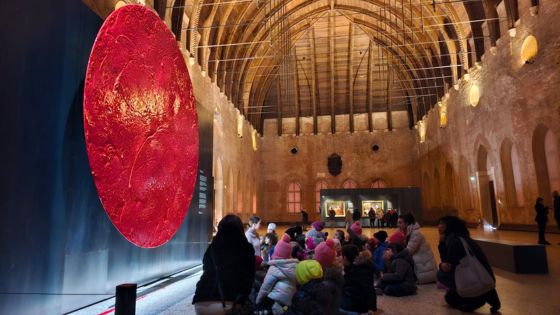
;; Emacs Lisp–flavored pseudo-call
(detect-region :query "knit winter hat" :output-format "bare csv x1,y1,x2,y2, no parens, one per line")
272,234,292,259
295,260,324,285
367,237,379,250
314,239,336,267
373,230,388,243
267,223,277,232
306,236,322,250
388,230,406,246
311,221,325,231
350,221,363,235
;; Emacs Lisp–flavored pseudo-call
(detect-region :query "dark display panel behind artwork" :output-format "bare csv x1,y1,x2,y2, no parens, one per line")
0,2,213,314
320,187,422,225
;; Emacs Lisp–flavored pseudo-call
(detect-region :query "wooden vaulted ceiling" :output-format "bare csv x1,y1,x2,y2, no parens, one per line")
153,0,522,135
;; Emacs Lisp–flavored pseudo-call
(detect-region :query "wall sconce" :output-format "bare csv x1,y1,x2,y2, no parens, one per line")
521,35,538,64
237,113,244,138
252,129,258,151
438,101,447,128
417,119,427,143
469,84,480,107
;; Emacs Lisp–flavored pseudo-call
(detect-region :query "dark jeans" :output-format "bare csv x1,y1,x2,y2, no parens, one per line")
538,221,547,243
369,218,375,228
445,289,501,312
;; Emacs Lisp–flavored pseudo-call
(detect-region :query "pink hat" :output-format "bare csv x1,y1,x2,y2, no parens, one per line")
311,221,325,231
388,230,406,246
306,236,322,250
272,234,292,259
351,221,362,235
314,239,336,267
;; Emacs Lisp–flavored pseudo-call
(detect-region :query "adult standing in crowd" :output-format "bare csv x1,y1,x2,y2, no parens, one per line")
553,191,560,243
246,216,262,256
367,207,375,228
436,216,501,313
301,209,309,231
345,210,352,229
534,197,551,245
328,207,336,227
193,215,255,315
352,207,361,223
398,213,437,284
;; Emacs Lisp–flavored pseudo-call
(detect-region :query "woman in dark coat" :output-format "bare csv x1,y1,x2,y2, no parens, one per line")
437,216,501,313
192,214,255,315
534,197,551,245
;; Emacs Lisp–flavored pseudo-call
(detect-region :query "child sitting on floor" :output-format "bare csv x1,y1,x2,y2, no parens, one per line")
256,234,299,314
376,242,417,297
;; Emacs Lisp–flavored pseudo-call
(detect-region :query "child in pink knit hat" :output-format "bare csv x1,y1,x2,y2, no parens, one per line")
257,234,299,313
314,239,336,267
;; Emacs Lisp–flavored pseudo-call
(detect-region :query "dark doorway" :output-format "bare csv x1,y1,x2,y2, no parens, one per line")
488,180,499,227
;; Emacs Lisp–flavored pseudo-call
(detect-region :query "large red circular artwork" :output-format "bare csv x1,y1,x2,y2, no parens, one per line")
83,5,198,248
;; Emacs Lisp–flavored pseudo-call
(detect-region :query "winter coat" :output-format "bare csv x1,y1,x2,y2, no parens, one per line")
554,196,560,222
438,234,496,292
286,278,341,315
373,241,388,272
246,227,261,257
352,209,362,222
535,203,549,224
305,229,326,240
405,223,437,284
382,249,417,292
192,240,255,304
256,258,299,306
340,250,377,313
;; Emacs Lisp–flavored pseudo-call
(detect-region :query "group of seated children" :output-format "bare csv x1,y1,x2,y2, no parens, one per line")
251,219,421,315
195,214,500,315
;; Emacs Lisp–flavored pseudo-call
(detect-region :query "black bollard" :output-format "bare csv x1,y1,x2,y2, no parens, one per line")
115,283,137,315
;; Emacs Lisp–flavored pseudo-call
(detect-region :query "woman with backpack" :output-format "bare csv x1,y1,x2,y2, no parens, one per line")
437,216,501,313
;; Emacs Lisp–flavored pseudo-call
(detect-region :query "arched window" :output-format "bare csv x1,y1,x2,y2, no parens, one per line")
342,179,358,189
287,182,302,213
532,124,560,202
315,180,328,213
501,139,525,207
371,178,387,188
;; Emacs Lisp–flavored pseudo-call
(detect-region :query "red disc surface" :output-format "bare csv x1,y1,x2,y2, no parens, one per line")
83,5,198,248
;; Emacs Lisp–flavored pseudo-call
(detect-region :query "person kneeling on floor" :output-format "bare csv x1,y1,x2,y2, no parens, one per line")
376,242,417,297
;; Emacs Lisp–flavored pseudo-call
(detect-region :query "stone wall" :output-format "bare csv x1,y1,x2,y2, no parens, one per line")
260,116,419,223
186,60,263,225
417,1,560,225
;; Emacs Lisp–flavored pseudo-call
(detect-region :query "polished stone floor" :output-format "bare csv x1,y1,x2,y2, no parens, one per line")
78,225,560,314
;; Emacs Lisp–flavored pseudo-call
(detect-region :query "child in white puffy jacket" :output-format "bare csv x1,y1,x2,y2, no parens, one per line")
256,234,299,314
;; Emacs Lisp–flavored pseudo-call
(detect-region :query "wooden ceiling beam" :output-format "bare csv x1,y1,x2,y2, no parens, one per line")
308,26,319,134
329,11,336,134
347,21,355,133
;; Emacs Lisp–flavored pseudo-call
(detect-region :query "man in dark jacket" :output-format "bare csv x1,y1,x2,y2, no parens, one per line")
535,197,551,245
340,245,377,313
553,191,560,238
